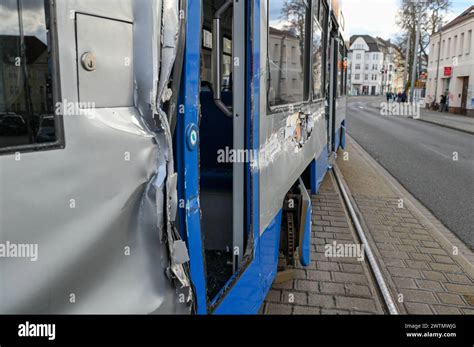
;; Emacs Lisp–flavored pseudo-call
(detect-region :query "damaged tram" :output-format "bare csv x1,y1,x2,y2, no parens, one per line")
0,0,347,314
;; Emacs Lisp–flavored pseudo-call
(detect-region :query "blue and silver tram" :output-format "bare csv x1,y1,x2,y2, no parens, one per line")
0,0,347,314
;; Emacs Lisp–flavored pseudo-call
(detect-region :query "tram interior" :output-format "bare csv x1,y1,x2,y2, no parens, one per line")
200,0,235,300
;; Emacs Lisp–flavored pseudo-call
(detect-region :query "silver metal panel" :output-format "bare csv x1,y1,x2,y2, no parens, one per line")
233,0,245,269
257,2,329,233
0,0,189,314
77,14,134,107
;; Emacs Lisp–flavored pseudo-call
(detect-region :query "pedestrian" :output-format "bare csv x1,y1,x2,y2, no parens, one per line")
386,91,391,103
397,92,402,102
401,91,407,103
439,94,447,112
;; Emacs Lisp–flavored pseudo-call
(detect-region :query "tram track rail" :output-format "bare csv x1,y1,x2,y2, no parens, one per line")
331,165,399,315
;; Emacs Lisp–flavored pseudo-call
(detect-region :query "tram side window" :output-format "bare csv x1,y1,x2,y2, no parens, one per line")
0,0,57,151
312,16,323,99
268,0,310,107
319,1,328,94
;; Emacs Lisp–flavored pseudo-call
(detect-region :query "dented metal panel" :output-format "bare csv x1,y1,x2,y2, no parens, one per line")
0,0,190,314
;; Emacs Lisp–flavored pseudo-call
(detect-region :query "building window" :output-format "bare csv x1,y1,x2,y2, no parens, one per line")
355,74,360,80
446,37,451,59
355,64,361,70
364,74,368,81
453,36,457,57
373,53,378,60
203,29,212,49
356,53,361,59
365,64,369,70
268,0,310,107
467,31,472,54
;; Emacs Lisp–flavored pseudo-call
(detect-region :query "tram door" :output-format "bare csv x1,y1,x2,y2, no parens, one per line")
199,0,246,302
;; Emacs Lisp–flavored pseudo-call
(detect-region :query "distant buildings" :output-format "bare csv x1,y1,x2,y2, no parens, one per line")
426,6,473,116
348,35,405,96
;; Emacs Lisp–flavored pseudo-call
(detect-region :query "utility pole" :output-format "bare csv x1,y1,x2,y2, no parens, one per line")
433,27,443,107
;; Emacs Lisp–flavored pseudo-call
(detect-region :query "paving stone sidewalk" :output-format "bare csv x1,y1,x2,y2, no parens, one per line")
262,135,474,315
337,137,474,315
262,176,385,315
417,108,474,135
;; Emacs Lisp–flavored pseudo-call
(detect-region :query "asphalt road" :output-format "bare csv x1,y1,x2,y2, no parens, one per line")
346,96,474,249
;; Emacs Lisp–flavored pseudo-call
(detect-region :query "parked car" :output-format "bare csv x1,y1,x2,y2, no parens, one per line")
0,113,27,135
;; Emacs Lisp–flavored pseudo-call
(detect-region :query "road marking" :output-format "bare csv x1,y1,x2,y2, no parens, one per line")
420,143,452,160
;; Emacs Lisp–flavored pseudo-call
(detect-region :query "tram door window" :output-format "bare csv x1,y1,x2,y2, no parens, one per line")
0,0,59,152
199,0,246,302
312,1,324,100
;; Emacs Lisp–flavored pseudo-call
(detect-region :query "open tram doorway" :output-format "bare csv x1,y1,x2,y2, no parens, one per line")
199,0,247,302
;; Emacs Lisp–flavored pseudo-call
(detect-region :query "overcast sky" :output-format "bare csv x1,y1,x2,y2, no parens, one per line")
342,0,473,40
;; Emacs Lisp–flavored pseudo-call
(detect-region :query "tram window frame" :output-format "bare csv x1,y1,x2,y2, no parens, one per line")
266,0,312,112
313,0,328,102
0,0,64,156
337,40,344,97
343,46,348,95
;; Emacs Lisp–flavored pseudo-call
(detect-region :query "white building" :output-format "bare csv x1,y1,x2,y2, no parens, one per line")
348,35,405,96
426,6,474,116
348,35,384,95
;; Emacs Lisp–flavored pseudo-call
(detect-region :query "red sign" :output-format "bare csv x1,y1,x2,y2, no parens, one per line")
444,67,452,77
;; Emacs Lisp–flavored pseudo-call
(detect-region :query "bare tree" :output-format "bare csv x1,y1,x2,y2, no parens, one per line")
396,0,451,88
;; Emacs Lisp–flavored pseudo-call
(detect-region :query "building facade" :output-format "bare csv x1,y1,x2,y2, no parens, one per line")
348,35,405,96
426,6,474,116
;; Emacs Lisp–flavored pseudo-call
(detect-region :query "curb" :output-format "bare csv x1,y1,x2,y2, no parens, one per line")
416,118,474,135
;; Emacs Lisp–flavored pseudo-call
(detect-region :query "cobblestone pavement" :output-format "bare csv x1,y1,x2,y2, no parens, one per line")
262,135,474,315
262,176,386,315
337,136,474,315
